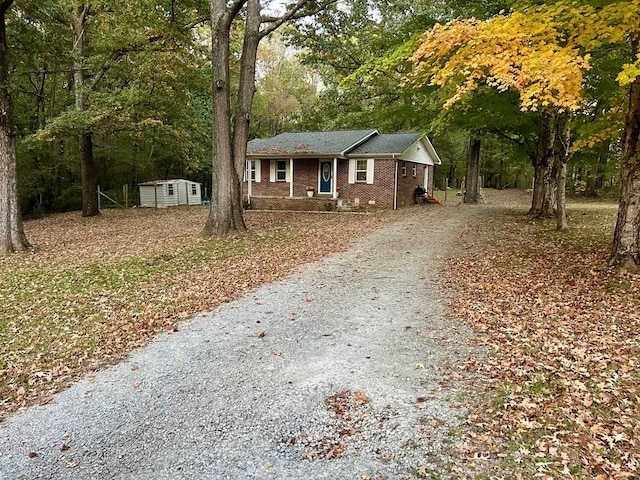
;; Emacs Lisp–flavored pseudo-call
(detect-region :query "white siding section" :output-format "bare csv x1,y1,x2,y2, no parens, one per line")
138,180,202,207
400,139,433,165
399,137,442,166
139,186,159,207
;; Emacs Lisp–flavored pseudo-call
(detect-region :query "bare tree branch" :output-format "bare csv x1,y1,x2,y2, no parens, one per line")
260,0,337,38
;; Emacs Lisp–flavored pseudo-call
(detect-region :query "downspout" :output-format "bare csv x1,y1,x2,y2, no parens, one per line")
333,157,338,198
289,158,294,198
247,160,252,206
393,157,398,210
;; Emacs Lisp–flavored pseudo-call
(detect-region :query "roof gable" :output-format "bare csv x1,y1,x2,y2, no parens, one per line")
348,133,441,166
247,129,378,157
348,133,423,156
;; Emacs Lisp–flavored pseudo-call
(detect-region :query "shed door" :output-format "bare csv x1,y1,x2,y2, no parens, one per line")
319,160,332,193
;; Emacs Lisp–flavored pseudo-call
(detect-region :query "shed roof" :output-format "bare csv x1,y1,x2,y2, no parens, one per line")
247,129,378,157
138,179,201,186
349,133,423,156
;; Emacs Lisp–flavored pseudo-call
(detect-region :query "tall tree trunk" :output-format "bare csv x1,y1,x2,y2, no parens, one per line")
464,135,480,204
73,4,99,217
202,0,331,236
611,36,640,269
530,112,557,218
203,0,247,236
555,116,571,231
232,0,260,182
556,156,568,230
0,0,30,253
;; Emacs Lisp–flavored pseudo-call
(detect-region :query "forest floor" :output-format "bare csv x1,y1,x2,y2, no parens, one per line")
1,190,638,478
442,190,640,478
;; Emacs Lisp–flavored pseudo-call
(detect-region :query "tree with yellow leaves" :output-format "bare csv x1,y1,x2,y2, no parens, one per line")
409,0,640,267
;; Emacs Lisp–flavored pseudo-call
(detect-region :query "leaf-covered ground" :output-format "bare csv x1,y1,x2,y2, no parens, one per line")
0,206,394,419
444,193,640,479
3,193,638,479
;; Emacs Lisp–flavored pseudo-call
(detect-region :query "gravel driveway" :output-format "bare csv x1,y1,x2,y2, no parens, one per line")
0,206,485,480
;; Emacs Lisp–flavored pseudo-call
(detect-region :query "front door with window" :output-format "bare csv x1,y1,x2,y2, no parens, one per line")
319,160,332,193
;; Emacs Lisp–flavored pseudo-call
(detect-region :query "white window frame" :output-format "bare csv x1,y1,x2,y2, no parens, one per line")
245,160,262,183
412,164,417,177
276,160,287,181
355,160,368,183
348,159,375,184
269,159,291,182
401,162,407,177
167,184,174,196
191,183,197,195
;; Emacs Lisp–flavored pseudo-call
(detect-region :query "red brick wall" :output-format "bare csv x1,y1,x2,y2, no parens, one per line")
334,158,394,210
243,157,429,211
397,161,428,207
244,159,320,198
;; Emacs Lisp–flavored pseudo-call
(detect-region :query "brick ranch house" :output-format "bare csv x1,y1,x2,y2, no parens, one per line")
244,129,442,211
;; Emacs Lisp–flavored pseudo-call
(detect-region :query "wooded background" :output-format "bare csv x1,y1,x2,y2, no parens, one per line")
6,0,627,218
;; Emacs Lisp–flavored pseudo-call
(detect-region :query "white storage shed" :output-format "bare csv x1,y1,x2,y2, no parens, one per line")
138,179,202,208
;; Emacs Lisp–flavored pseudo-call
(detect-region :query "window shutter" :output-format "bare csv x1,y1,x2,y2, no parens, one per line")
254,160,261,183
285,161,291,182
270,160,276,182
348,159,356,184
244,161,249,182
366,159,375,184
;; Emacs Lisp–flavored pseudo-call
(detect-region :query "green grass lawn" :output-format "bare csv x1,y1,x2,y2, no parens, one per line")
0,207,391,417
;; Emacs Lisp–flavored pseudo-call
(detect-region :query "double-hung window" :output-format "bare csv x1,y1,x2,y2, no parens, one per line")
348,159,374,184
246,160,256,181
276,160,287,181
246,160,262,182
269,160,289,182
167,184,174,196
191,184,197,195
355,160,368,182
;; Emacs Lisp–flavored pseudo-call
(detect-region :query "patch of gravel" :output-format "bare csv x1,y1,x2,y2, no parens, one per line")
0,206,488,479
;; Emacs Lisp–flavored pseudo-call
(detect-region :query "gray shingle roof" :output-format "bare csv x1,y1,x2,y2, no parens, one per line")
349,133,423,156
247,129,378,157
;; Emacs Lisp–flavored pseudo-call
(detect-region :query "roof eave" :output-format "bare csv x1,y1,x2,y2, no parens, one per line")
247,152,346,159
347,152,398,158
